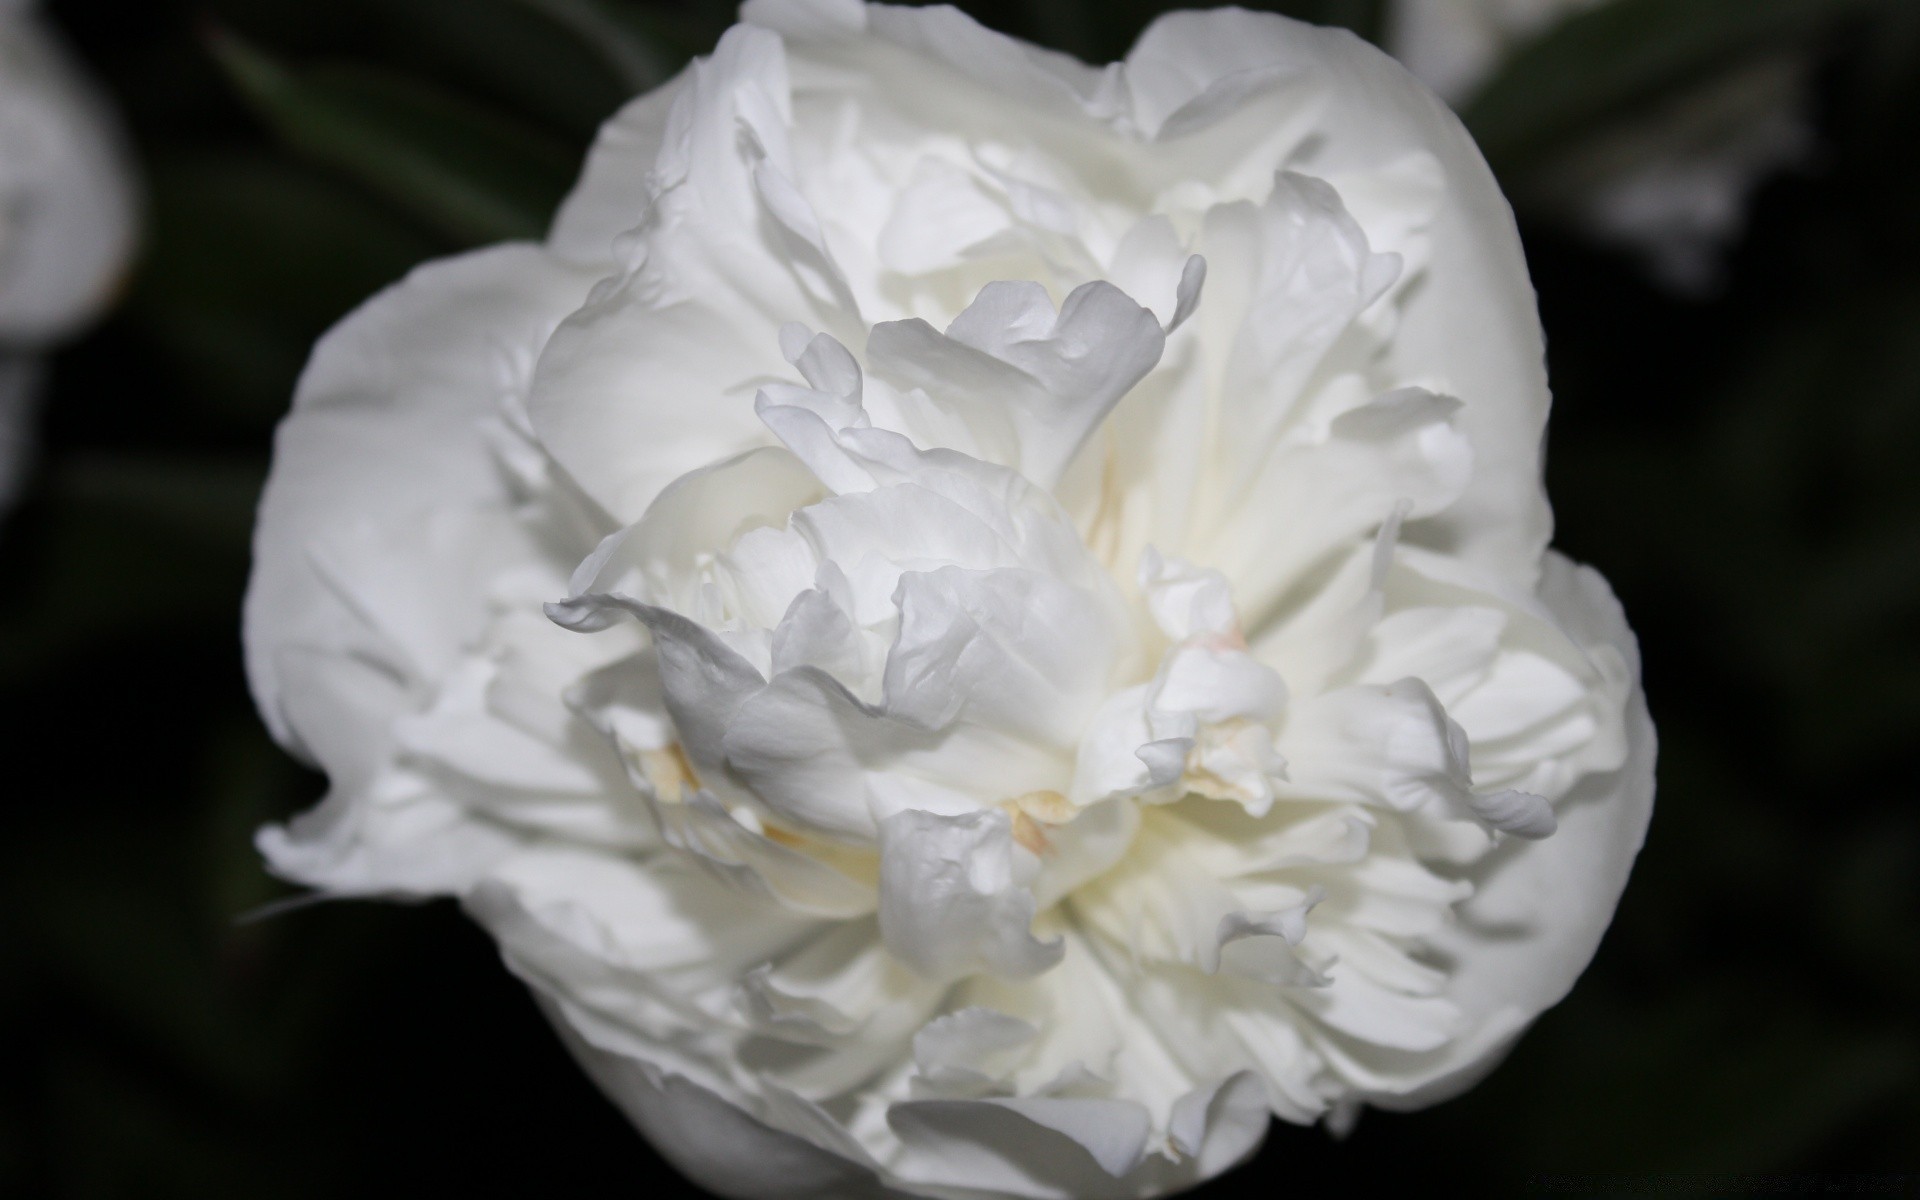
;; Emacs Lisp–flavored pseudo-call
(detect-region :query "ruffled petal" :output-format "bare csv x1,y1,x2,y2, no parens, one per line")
245,244,599,757
1124,9,1552,582
1365,553,1655,1106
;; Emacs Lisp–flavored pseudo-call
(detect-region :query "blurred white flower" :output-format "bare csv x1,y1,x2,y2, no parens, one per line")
0,0,140,507
0,0,137,341
246,4,1654,1197
1385,0,1812,289
1386,0,1608,104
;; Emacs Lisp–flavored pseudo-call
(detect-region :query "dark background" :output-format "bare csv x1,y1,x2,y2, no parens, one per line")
2,0,1916,1195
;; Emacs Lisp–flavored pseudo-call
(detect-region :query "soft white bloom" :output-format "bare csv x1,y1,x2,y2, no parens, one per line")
1385,0,1607,105
0,0,139,507
1385,0,1810,288
0,0,137,343
246,4,1654,1197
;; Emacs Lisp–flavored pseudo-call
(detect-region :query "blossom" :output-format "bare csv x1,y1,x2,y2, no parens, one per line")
1383,0,1811,289
0,0,137,343
1384,0,1608,106
0,0,140,508
246,4,1654,1197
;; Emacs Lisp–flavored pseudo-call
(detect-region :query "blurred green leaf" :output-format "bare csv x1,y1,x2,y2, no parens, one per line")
362,0,653,138
54,455,262,546
502,0,675,91
44,1054,291,1198
197,722,315,926
1846,0,1920,111
0,455,263,678
131,153,439,422
1823,814,1920,998
208,28,577,245
1453,984,1918,1174
1683,292,1920,768
1465,0,1869,170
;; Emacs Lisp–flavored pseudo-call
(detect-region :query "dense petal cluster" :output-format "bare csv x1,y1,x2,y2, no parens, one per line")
246,5,1654,1197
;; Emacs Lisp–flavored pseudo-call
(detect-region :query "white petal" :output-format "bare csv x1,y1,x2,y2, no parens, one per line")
246,245,598,759
1278,678,1473,814
551,1025,890,1200
887,565,1118,745
1469,789,1557,840
468,851,878,1198
877,808,1062,982
528,25,830,524
545,69,686,264
724,666,1043,840
1217,387,1472,633
858,4,1113,118
888,1096,1156,1197
867,279,1166,490
255,651,522,895
547,446,822,626
1371,553,1655,1107
1355,604,1507,704
659,790,876,918
1198,173,1403,496
911,1006,1039,1096
1139,549,1238,642
1127,9,1553,582
1070,685,1176,805
1150,644,1286,726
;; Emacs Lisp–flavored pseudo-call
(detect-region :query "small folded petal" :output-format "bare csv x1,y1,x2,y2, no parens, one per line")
1468,788,1557,840
911,1007,1040,1097
878,808,1063,982
867,279,1167,490
888,1095,1156,1194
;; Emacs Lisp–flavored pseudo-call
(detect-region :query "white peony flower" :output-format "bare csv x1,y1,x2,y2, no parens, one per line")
0,0,140,508
246,4,1654,1197
1384,0,1811,289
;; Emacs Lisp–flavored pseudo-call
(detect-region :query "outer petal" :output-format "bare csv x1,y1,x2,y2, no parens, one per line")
1122,10,1553,583
887,1071,1270,1200
551,1020,898,1200
529,25,839,524
244,244,599,758
745,0,1114,121
1370,551,1655,1106
466,847,897,1199
254,648,524,895
546,70,688,264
